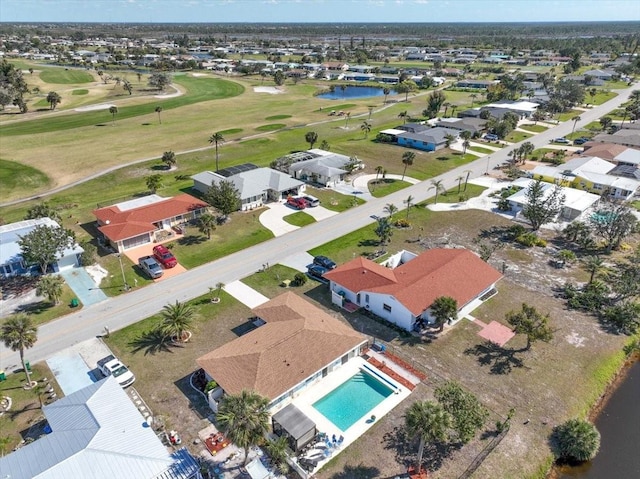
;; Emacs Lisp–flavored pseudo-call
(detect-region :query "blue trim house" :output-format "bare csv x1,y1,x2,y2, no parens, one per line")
397,126,460,152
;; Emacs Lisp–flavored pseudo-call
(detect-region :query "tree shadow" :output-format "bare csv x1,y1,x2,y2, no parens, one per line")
329,464,381,479
464,341,525,375
384,425,458,473
128,328,182,355
15,301,53,315
178,235,206,246
358,239,379,247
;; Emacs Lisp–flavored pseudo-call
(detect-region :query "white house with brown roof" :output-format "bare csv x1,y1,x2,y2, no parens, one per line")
93,194,208,252
196,292,366,411
323,249,503,332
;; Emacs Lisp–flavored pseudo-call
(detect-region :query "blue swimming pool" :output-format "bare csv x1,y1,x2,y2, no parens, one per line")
313,370,394,431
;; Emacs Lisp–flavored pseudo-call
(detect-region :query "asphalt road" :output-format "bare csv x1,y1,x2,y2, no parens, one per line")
1,83,637,372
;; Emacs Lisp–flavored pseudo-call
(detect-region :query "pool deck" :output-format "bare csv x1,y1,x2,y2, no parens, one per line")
291,356,411,473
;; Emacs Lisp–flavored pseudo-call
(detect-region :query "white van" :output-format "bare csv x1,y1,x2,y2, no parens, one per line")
303,195,320,207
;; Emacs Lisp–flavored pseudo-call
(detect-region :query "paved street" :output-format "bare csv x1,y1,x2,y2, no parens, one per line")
1,83,637,372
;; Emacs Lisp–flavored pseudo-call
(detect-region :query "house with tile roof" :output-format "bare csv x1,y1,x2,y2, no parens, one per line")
323,249,503,332
0,217,84,277
0,377,201,479
93,194,208,252
192,164,304,211
196,292,366,410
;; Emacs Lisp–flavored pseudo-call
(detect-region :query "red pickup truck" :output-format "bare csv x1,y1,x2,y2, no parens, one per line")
153,244,177,268
287,196,308,210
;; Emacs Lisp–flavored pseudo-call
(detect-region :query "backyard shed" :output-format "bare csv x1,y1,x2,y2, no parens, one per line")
272,404,317,451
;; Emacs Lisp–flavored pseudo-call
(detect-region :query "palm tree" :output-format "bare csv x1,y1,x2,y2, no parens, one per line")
442,101,451,117
122,79,132,95
430,296,458,331
404,195,414,219
582,255,604,283
160,300,195,342
398,110,408,124
444,134,456,148
456,175,465,193
463,170,473,191
405,400,452,472
383,203,398,217
36,275,65,305
108,105,118,125
571,115,581,134
401,151,415,180
217,390,270,466
320,139,330,151
208,132,225,172
305,131,318,149
161,151,176,169
344,112,351,128
552,419,601,463
469,93,478,107
361,121,371,138
430,179,445,203
155,106,163,124
383,87,390,103
375,165,384,181
520,141,534,162
599,116,612,131
197,213,217,240
263,436,290,474
462,139,471,154
1,314,38,387
145,174,162,194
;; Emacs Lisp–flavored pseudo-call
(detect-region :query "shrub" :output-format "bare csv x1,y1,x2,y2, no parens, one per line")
551,419,600,462
292,272,307,286
394,218,411,228
497,197,511,211
80,241,97,266
516,233,546,247
506,224,527,240
204,380,218,393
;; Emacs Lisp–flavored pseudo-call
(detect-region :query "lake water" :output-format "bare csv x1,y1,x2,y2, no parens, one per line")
556,359,640,478
318,86,385,100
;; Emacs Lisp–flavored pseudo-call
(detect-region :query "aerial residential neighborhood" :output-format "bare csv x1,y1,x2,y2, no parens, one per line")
1,4,640,479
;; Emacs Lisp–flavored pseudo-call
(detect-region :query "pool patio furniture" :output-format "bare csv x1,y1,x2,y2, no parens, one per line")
205,432,230,455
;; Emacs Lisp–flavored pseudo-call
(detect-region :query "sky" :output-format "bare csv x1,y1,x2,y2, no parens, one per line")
1,0,639,24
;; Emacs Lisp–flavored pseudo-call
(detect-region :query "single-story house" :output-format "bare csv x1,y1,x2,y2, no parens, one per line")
0,218,83,277
192,164,304,211
93,194,208,252
323,249,502,332
483,100,539,118
196,292,366,412
0,377,201,479
583,69,617,81
288,149,358,187
397,127,460,152
581,142,629,161
455,79,495,89
435,117,487,135
507,178,601,221
613,148,640,167
593,125,640,148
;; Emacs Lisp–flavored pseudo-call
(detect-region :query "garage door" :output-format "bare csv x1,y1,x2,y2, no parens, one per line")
122,233,151,250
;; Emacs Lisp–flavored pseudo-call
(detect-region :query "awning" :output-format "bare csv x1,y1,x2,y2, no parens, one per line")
246,458,270,479
272,404,316,443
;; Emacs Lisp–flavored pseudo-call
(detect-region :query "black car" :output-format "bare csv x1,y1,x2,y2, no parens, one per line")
307,264,329,280
573,137,590,145
313,255,336,269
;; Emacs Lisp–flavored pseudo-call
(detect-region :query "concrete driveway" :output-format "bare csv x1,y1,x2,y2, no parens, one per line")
280,251,315,272
224,280,269,309
258,202,300,237
122,242,187,281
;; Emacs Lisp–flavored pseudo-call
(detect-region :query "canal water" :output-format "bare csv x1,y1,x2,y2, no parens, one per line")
317,86,385,100
556,359,640,478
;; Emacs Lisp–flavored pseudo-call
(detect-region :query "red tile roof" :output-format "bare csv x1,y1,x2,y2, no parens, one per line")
93,194,207,242
196,292,365,400
324,249,502,316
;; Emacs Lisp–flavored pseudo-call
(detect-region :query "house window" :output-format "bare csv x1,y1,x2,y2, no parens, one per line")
383,303,392,312
365,294,370,303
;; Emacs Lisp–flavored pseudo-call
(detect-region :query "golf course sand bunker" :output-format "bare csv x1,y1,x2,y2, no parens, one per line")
254,86,285,94
75,103,116,112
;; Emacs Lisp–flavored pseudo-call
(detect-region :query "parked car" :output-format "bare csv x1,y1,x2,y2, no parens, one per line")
303,195,320,207
573,137,590,145
97,354,135,388
307,264,329,280
153,244,177,268
138,256,163,279
553,137,570,144
484,133,499,141
287,196,308,209
313,255,336,269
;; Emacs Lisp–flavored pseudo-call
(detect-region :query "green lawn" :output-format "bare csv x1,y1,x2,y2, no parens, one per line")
557,109,584,122
468,145,494,154
632,200,640,211
1,76,245,136
369,178,412,197
39,68,94,84
587,91,617,105
3,284,82,326
255,123,286,131
0,159,51,198
72,89,89,95
265,114,292,120
283,211,315,227
303,187,365,212
424,183,487,204
505,131,532,143
218,128,243,135
518,124,548,133
241,264,316,298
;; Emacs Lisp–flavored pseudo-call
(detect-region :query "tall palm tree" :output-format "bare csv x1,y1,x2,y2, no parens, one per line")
217,390,270,466
442,101,451,117
463,169,473,191
36,275,65,305
108,105,118,125
520,141,534,162
305,131,318,149
1,314,38,387
469,93,478,107
383,87,390,104
456,175,465,193
375,165,384,181
405,400,452,472
571,115,581,135
404,195,414,219
462,139,471,154
361,121,371,138
398,110,408,124
383,203,398,217
155,106,163,124
401,151,415,180
160,300,195,342
429,179,445,204
344,112,351,128
197,213,217,240
209,132,225,172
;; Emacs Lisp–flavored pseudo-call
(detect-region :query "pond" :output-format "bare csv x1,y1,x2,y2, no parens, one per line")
556,359,640,478
318,86,385,100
